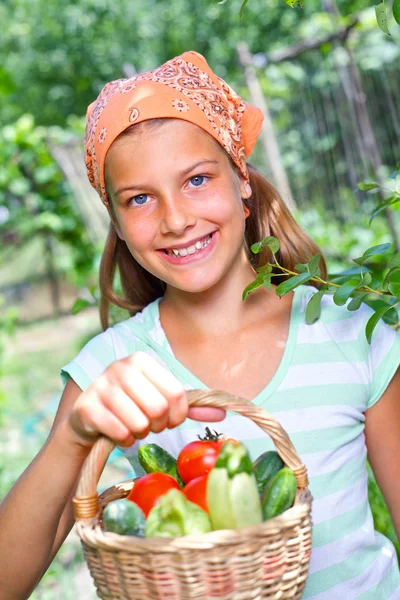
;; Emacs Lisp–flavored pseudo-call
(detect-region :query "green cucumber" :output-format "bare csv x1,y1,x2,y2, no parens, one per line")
261,467,297,520
229,472,263,528
252,450,285,495
103,498,146,536
138,444,183,486
207,468,236,530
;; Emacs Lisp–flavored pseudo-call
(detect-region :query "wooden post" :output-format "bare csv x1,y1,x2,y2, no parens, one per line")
236,42,296,212
322,0,399,250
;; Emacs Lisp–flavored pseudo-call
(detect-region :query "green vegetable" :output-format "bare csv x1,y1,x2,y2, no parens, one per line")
215,440,252,477
102,498,146,536
207,468,236,530
262,467,297,520
145,489,212,538
138,443,184,486
252,450,285,495
207,441,262,530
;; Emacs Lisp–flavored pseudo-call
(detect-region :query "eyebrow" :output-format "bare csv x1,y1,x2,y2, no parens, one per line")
114,159,219,197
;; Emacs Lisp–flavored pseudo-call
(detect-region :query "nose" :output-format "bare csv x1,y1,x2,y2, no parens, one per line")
159,194,196,236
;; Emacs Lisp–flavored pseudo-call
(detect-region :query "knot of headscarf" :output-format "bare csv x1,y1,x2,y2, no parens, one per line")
85,51,264,208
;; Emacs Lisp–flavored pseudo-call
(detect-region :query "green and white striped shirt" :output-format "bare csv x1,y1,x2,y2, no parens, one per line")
61,285,400,599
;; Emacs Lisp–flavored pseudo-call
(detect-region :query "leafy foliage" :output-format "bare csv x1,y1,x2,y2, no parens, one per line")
243,234,399,343
0,116,96,288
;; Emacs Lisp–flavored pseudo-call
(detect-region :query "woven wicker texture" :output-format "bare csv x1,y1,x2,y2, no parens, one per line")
74,389,313,599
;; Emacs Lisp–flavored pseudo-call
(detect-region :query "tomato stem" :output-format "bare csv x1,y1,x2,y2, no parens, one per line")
197,427,223,442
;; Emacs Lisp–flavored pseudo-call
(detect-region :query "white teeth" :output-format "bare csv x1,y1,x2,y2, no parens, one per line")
167,234,212,257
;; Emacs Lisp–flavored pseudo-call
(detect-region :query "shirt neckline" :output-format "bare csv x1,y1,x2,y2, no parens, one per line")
150,285,306,405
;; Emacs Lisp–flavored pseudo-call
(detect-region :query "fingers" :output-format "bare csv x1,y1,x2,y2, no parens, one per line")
188,407,226,422
124,352,188,429
70,351,228,448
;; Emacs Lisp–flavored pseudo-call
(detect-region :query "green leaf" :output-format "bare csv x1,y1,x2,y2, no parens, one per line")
369,197,399,224
294,263,309,273
242,278,263,301
347,292,369,312
239,0,249,19
389,169,399,179
262,274,273,291
275,272,313,297
329,266,370,285
375,1,391,35
366,304,397,344
360,272,372,287
387,251,400,270
255,264,273,274
387,266,400,297
388,281,400,297
357,181,379,191
305,290,325,324
353,243,392,265
333,279,361,306
308,253,321,276
250,236,280,255
393,0,400,25
72,298,91,315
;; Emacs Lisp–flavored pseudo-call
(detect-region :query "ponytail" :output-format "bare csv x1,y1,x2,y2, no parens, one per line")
244,164,327,283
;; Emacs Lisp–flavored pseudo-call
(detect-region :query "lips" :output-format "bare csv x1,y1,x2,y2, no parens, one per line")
161,232,214,252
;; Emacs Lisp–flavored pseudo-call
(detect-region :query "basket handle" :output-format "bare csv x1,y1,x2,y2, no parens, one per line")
73,389,308,522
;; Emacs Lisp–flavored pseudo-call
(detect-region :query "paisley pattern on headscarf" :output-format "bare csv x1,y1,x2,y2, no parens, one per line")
85,51,264,208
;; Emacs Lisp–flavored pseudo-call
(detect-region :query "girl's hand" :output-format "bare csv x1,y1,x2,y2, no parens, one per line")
68,351,225,447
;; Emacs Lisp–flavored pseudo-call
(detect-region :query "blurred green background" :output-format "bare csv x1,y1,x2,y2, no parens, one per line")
0,0,399,597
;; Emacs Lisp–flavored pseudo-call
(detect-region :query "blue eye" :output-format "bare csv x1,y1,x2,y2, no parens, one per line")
189,175,208,187
130,194,149,206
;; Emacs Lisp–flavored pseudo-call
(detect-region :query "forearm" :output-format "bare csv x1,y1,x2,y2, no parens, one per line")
0,420,91,600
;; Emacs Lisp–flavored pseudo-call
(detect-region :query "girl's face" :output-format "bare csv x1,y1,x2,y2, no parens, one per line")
105,119,252,295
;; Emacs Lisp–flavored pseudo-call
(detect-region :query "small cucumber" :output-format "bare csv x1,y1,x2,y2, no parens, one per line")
138,444,183,486
103,498,146,536
229,472,263,528
207,468,236,530
261,467,297,520
252,450,285,495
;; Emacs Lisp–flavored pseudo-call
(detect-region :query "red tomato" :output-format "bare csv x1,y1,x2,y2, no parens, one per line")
183,475,209,513
177,441,222,483
127,472,180,517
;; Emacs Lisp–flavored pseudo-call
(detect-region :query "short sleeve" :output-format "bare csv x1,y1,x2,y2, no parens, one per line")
364,309,400,409
60,328,118,391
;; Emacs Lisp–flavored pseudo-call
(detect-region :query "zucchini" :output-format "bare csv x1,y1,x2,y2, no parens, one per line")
103,498,146,536
261,467,297,520
207,468,236,530
252,450,285,495
229,472,263,528
138,443,183,486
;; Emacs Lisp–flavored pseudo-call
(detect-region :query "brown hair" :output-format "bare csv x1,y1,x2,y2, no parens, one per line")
99,123,326,330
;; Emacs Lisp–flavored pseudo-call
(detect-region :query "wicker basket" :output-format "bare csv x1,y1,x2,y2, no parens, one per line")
73,389,312,600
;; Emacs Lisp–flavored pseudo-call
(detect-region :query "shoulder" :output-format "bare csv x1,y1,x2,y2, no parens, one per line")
296,285,397,350
295,285,399,404
60,298,163,391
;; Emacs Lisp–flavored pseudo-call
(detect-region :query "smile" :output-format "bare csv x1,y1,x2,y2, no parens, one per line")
165,234,212,257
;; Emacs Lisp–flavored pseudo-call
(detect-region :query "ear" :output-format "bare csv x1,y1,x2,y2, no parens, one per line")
110,213,125,241
238,175,252,200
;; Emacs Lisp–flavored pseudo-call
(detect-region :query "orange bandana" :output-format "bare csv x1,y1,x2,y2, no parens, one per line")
85,51,264,207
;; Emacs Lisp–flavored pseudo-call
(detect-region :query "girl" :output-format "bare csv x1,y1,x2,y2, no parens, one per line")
0,51,399,600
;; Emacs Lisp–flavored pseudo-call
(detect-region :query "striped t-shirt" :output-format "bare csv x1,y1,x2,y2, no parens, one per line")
61,284,400,599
